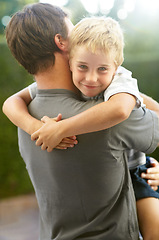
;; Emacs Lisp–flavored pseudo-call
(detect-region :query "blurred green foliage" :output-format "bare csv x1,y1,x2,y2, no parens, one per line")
0,38,34,198
0,0,38,34
0,0,159,199
0,0,38,199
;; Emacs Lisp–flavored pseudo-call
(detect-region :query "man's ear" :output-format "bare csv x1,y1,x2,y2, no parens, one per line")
54,34,68,52
69,59,72,72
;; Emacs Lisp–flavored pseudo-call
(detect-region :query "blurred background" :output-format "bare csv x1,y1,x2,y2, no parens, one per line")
0,0,159,200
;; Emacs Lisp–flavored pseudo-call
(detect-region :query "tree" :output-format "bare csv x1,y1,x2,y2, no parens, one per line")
0,0,38,34
64,0,88,24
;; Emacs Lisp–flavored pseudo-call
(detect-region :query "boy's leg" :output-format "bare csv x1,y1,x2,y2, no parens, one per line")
137,197,159,240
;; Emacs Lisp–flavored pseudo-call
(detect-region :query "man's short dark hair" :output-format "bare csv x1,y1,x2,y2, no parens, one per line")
6,3,68,74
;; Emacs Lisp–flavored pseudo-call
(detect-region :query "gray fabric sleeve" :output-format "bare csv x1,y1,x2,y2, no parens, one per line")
110,107,159,154
28,82,37,100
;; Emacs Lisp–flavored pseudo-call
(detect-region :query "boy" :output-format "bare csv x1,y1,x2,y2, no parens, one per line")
28,17,159,239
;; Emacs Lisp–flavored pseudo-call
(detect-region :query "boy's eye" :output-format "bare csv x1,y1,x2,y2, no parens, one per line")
78,65,88,70
98,67,107,71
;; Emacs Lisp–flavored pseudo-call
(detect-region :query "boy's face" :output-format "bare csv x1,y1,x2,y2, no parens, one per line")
70,46,117,97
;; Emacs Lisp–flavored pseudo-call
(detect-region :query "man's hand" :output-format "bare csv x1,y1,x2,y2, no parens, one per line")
141,157,159,191
31,114,77,152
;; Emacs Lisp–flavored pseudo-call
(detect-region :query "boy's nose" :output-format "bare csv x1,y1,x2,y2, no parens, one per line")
85,72,97,83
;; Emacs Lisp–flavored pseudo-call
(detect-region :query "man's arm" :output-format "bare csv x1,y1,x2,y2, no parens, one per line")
141,93,159,117
2,87,42,135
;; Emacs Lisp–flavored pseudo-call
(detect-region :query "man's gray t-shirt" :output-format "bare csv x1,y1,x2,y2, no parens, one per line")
18,89,159,240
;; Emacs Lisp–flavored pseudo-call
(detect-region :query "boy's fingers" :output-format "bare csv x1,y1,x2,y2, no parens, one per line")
149,157,159,166
150,186,158,191
41,116,50,123
141,172,159,180
56,113,62,122
69,136,77,140
41,114,62,123
47,146,53,152
147,179,159,186
56,142,75,148
147,167,159,174
35,138,43,147
61,137,78,144
56,146,67,150
31,132,38,141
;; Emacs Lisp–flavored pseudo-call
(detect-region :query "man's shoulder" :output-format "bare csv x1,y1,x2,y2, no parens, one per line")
28,89,103,119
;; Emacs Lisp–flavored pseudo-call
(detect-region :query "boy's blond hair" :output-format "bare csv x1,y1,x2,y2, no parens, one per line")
69,17,124,67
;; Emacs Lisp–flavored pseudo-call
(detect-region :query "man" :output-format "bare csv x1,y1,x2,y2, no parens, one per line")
3,3,159,239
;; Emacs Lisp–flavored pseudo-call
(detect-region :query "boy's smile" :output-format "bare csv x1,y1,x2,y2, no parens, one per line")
70,46,117,97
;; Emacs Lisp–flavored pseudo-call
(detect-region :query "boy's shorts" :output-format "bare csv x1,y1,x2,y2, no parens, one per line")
130,156,159,201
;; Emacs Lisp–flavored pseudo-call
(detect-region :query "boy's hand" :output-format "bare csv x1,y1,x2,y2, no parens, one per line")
141,157,159,191
55,136,78,150
31,115,78,152
42,115,78,150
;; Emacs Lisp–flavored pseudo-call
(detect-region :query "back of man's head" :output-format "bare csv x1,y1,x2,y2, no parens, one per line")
6,3,68,75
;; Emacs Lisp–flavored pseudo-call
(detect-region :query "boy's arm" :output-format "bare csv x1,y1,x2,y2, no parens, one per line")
2,88,43,135
32,93,136,151
33,92,159,152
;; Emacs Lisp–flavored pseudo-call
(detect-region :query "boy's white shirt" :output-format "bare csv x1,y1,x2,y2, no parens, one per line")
104,66,144,109
28,66,146,168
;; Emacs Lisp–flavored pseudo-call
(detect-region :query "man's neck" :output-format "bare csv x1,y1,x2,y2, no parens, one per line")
35,52,79,95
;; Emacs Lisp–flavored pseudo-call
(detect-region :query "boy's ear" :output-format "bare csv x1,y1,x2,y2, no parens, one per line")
54,34,68,52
